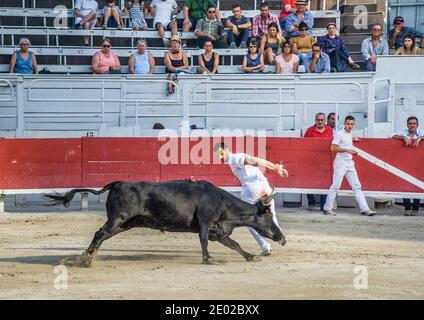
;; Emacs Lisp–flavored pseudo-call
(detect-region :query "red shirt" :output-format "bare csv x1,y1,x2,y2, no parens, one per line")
279,0,297,20
304,125,334,138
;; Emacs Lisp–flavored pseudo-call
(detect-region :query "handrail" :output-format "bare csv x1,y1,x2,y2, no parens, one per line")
0,79,15,102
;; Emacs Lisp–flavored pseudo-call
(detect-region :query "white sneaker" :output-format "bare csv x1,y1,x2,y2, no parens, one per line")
323,209,336,216
260,249,272,256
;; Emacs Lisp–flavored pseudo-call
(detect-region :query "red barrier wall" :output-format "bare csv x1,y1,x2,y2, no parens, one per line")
0,137,423,193
1,138,82,189
0,138,4,190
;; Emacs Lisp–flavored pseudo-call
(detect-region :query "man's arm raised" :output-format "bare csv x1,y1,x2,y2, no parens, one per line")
244,155,288,177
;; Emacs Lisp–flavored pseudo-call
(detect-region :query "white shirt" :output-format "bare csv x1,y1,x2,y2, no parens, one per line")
332,128,354,160
150,0,177,25
75,0,98,16
392,128,424,140
226,153,267,186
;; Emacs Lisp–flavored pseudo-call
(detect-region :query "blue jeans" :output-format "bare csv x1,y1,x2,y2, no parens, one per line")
227,28,250,46
297,53,309,65
328,49,352,72
307,194,327,211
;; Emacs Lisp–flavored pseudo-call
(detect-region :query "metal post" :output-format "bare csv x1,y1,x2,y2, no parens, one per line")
16,79,25,138
367,79,375,138
81,192,89,210
0,194,5,213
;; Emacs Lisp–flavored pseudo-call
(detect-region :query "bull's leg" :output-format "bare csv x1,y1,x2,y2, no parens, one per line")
199,223,218,265
218,236,261,262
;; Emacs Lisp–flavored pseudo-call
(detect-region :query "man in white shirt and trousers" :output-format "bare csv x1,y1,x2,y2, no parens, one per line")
214,142,288,256
323,115,377,216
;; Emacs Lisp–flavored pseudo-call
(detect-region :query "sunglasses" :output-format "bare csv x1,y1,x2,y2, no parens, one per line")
249,45,257,47
208,10,215,13
300,28,308,31
103,44,111,48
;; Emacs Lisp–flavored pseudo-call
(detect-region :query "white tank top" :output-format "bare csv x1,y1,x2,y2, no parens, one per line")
134,51,151,74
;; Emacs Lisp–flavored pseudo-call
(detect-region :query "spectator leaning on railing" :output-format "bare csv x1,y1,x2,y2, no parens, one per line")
9,38,38,74
73,0,99,46
252,2,282,41
303,112,333,211
388,16,424,50
91,38,121,74
361,23,389,71
128,39,155,74
226,3,252,49
283,0,313,39
194,5,226,48
392,116,423,216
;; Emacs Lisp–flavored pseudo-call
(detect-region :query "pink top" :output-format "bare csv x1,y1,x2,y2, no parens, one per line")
98,51,118,73
275,54,299,74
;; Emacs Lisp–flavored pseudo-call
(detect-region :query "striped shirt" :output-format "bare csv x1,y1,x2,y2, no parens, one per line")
252,14,281,38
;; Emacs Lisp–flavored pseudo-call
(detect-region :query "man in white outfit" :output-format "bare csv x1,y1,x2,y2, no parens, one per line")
213,142,288,256
323,115,376,216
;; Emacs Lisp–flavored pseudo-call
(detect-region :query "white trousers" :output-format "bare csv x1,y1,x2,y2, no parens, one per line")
324,158,370,212
241,181,281,251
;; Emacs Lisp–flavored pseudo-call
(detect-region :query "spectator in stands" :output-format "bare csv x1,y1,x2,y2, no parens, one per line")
196,40,219,74
128,39,155,74
102,0,124,29
318,22,360,72
394,34,422,55
260,22,285,65
279,0,297,21
327,112,337,132
242,39,265,73
164,35,189,94
195,5,226,48
252,2,282,40
361,23,389,71
388,16,424,50
291,21,315,65
153,123,165,129
9,38,38,74
284,0,313,39
304,112,333,211
392,116,423,216
305,42,330,73
91,38,121,74
183,0,219,47
150,0,179,47
275,41,299,73
73,0,99,46
124,0,148,31
226,3,252,49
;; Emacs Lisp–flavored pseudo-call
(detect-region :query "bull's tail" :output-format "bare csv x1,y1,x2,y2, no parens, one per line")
44,182,118,208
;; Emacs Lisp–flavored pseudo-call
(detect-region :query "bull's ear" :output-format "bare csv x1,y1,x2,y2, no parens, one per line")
261,188,276,206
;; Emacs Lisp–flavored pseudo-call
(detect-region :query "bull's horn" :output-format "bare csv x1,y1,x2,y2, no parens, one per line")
261,188,276,206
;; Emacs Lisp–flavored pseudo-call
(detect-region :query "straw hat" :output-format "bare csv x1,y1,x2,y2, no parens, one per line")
169,35,181,45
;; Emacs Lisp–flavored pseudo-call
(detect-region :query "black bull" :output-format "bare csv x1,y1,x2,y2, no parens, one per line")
45,180,286,266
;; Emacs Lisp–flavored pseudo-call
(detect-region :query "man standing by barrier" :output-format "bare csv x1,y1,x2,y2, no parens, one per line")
323,115,376,216
214,142,288,256
392,116,423,216
303,112,333,211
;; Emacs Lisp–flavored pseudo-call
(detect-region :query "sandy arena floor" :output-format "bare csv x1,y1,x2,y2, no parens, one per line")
0,205,423,299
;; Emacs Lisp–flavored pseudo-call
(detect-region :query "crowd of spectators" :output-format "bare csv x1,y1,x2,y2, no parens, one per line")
6,1,424,75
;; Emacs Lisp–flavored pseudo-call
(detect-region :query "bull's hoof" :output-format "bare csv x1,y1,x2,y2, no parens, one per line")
79,251,96,268
246,255,262,262
202,258,220,265
59,258,77,267
279,237,287,246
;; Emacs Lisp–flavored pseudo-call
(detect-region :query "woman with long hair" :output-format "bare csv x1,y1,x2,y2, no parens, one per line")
260,22,285,65
394,34,421,55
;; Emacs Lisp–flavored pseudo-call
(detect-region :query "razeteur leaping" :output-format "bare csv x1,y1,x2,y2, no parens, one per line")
214,142,288,256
